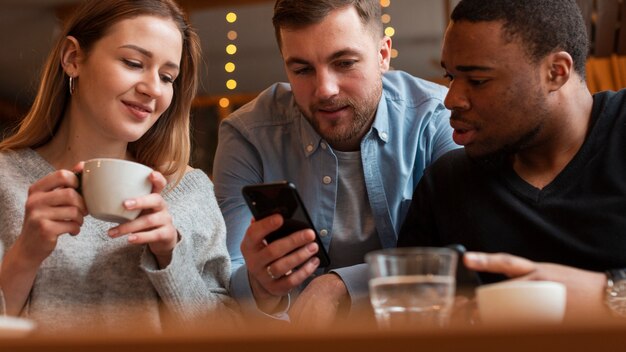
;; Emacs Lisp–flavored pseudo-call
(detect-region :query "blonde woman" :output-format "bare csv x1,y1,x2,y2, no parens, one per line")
0,0,237,332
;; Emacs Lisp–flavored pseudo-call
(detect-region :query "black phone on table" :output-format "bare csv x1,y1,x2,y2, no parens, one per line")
242,181,331,268
446,244,482,298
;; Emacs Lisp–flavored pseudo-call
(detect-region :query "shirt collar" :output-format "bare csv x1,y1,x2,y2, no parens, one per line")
297,92,390,157
370,91,390,144
296,105,322,157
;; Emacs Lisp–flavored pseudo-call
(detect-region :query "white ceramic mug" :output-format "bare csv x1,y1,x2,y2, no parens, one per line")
80,158,153,223
476,280,567,326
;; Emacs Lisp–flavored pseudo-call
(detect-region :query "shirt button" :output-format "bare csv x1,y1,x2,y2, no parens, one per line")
319,229,328,237
380,131,388,141
306,144,314,152
322,176,332,184
321,142,327,150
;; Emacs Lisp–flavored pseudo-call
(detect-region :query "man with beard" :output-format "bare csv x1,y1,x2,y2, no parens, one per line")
213,0,456,323
398,0,626,320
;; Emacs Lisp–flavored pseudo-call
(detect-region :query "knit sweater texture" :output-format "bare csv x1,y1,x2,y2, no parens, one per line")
0,148,237,332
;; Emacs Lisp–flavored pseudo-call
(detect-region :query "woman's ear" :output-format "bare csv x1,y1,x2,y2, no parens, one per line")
60,36,82,77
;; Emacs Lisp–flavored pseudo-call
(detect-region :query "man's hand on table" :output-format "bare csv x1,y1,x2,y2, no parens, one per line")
463,251,608,320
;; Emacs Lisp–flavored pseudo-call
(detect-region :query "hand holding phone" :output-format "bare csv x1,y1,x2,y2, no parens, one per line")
242,181,331,267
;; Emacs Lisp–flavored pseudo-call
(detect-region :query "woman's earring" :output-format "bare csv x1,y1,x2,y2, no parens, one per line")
69,76,76,95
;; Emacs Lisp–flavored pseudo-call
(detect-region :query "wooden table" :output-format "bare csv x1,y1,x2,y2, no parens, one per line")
2,316,626,352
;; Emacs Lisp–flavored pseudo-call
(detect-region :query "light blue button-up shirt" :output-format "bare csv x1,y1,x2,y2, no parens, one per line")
213,70,458,316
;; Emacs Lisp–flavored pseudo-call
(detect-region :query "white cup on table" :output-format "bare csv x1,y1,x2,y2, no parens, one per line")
476,280,567,326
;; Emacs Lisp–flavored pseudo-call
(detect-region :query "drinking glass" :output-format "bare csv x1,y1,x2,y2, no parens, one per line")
366,247,457,329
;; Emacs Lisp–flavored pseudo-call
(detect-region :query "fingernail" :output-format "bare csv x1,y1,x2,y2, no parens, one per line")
124,199,136,208
108,228,119,237
464,252,479,262
311,257,320,266
307,242,318,253
128,235,137,242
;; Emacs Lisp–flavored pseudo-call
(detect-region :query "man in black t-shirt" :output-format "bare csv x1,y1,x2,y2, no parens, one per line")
398,0,626,320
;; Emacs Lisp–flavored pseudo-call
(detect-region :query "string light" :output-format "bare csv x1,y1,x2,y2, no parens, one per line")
226,12,237,23
226,44,237,55
223,10,239,96
380,0,398,60
219,97,230,108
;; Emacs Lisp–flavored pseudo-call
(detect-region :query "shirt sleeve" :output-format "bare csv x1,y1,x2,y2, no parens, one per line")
330,263,371,308
213,119,262,275
213,118,292,320
429,104,458,162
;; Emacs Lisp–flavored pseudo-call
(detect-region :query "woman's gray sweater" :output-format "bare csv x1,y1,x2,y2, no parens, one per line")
0,148,238,332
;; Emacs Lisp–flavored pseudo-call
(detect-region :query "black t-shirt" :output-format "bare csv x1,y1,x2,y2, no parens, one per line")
398,90,626,282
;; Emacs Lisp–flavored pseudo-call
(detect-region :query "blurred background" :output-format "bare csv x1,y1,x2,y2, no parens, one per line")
0,0,456,176
0,0,622,176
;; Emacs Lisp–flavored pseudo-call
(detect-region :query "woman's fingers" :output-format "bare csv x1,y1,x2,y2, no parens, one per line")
148,171,167,194
108,210,170,238
28,170,79,194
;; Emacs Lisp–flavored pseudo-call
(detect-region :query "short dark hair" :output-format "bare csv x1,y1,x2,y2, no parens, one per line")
451,0,589,79
272,0,382,49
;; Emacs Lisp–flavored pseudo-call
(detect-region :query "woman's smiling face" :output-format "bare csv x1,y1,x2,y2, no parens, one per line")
72,15,182,143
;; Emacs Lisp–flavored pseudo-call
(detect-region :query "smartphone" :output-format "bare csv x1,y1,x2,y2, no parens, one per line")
446,244,482,297
242,181,331,268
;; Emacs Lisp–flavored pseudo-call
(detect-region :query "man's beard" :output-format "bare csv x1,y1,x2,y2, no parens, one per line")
304,83,381,147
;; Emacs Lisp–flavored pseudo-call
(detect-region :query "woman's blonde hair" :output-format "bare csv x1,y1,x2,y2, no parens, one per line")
0,0,201,185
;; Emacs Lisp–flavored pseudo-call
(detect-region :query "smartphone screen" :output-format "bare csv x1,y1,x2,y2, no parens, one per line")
242,181,331,267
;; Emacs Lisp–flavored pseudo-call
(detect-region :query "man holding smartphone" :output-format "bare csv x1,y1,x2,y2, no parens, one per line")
213,0,457,323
